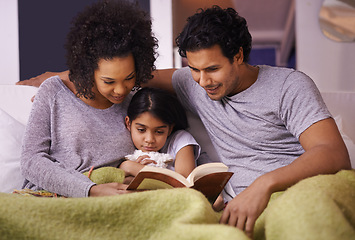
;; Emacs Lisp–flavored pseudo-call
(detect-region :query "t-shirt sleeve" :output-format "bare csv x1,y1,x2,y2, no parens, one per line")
167,130,201,161
172,67,199,114
279,70,332,139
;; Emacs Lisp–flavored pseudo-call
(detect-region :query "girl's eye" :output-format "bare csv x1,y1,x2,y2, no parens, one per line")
156,130,165,135
137,128,145,133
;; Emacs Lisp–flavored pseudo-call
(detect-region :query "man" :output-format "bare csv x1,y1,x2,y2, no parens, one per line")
18,5,351,238
148,6,351,238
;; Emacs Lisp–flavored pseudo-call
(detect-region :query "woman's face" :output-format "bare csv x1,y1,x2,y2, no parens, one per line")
93,54,136,106
125,112,173,152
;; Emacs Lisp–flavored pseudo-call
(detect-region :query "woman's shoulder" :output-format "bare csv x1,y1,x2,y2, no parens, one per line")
39,76,67,92
36,76,73,101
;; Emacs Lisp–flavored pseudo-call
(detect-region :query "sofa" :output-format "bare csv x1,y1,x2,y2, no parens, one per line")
0,84,354,193
0,83,355,240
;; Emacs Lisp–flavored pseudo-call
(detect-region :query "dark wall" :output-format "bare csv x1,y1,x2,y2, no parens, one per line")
18,0,150,80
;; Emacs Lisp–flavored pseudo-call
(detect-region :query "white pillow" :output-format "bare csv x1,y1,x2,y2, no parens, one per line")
0,85,37,125
334,115,355,169
0,108,26,193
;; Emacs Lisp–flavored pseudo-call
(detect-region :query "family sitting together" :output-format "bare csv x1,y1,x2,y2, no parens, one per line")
17,0,353,239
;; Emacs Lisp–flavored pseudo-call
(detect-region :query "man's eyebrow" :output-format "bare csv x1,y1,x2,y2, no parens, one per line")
188,65,219,71
188,65,198,71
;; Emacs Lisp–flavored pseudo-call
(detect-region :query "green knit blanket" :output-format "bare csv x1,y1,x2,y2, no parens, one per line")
1,170,354,240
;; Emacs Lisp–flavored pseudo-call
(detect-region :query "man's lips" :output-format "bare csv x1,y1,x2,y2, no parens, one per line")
204,85,219,94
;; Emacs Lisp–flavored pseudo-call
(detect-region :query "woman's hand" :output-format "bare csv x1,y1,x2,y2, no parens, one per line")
89,182,131,197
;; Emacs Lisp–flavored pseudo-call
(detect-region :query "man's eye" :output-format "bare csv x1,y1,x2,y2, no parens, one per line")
206,67,218,72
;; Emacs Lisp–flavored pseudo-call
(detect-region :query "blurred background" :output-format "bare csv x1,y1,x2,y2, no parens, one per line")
1,0,354,92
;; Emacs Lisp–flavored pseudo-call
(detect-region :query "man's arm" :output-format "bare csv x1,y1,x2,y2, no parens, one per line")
220,117,351,238
16,70,69,87
16,69,177,93
142,68,177,93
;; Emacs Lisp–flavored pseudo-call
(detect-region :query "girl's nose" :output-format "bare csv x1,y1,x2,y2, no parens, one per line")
144,132,155,143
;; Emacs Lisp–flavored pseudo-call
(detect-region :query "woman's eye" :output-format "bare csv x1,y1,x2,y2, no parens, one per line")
126,74,136,81
104,81,114,84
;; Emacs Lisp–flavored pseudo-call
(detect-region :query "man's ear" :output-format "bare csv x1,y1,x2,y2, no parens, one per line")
234,47,244,64
125,116,131,131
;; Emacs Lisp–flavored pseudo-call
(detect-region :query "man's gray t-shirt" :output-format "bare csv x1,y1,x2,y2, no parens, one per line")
21,77,135,197
172,65,331,195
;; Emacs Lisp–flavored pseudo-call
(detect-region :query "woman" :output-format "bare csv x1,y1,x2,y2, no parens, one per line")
20,0,158,198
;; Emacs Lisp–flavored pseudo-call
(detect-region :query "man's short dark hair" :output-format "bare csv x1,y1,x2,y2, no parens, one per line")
176,5,252,63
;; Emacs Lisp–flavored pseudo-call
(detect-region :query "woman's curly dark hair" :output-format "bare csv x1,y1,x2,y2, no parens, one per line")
65,0,158,99
176,5,252,63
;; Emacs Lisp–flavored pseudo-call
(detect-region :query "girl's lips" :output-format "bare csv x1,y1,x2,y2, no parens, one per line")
143,146,156,152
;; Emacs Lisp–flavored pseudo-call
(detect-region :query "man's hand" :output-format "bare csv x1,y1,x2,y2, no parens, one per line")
89,182,131,197
220,178,272,239
16,70,69,87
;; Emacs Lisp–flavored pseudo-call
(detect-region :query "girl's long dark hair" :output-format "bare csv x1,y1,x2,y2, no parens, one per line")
127,88,188,133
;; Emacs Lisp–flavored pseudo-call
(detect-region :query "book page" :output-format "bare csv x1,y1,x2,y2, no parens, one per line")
187,162,229,183
139,166,190,186
136,178,175,190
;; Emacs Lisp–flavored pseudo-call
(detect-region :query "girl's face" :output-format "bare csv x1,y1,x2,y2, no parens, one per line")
125,112,174,152
93,54,136,107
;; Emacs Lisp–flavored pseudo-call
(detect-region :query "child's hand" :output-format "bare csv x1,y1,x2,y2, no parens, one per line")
135,155,157,165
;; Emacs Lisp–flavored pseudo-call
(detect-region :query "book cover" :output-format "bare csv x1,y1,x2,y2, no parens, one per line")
127,162,233,203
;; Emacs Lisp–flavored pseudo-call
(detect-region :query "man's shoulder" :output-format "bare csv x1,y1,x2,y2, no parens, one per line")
258,65,296,76
173,67,191,78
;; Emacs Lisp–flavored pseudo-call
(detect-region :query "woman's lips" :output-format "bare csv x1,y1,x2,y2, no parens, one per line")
111,95,125,102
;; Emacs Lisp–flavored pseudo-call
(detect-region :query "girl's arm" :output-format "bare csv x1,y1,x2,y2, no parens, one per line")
174,145,196,178
119,160,146,177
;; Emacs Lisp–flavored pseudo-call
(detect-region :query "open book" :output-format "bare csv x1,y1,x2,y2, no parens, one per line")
127,162,233,203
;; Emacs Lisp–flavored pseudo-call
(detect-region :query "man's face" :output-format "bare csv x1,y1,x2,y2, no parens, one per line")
186,45,243,101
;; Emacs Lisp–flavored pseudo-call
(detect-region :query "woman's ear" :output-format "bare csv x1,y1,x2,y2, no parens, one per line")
125,116,131,131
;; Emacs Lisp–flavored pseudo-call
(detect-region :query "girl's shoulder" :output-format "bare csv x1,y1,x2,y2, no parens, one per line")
169,130,198,145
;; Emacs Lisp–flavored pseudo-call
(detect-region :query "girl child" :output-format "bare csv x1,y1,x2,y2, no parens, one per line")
20,0,158,198
119,87,201,182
